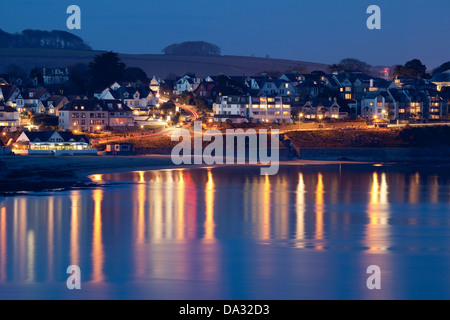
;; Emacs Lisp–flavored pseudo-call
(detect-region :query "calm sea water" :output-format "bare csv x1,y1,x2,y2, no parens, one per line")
1,164,450,300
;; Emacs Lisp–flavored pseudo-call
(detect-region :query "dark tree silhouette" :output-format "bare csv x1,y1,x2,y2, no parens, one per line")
64,63,90,95
0,29,91,50
162,41,221,56
432,62,450,76
393,59,428,79
123,67,148,83
89,52,126,89
29,68,44,86
328,58,372,73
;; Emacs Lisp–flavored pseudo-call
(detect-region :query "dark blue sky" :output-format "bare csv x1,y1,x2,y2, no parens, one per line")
2,0,449,68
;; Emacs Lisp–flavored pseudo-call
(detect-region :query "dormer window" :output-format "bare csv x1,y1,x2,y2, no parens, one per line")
29,92,34,98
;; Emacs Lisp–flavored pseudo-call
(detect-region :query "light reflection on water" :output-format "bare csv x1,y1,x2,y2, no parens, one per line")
1,164,450,299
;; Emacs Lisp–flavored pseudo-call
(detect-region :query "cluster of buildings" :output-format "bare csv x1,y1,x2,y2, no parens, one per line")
172,70,450,123
0,71,162,133
1,66,449,136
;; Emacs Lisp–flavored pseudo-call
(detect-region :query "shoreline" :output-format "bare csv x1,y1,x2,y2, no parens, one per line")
0,153,447,195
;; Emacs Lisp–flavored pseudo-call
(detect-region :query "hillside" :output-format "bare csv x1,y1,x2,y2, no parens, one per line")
0,48,328,78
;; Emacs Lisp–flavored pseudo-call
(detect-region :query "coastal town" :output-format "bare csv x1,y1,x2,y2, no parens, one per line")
0,52,450,158
2,0,450,303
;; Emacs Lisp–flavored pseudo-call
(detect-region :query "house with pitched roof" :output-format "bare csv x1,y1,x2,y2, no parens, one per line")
16,88,51,114
174,75,201,94
0,84,21,107
0,103,20,128
13,130,96,155
45,95,69,116
301,99,340,120
59,98,134,132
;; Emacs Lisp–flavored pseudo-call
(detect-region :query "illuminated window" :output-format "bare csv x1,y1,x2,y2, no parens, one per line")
345,94,352,100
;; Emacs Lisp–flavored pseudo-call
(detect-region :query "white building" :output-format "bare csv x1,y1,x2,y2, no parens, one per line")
13,131,97,155
213,95,292,123
361,92,389,119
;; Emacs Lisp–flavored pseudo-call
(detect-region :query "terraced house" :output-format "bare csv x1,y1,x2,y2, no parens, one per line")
58,98,134,132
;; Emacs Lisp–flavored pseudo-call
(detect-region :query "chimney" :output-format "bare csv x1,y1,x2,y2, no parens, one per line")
370,79,374,87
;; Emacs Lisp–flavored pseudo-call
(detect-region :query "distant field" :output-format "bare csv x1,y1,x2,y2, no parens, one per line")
0,48,328,78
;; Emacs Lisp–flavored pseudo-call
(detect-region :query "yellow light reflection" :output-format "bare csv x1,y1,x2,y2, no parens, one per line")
19,198,27,281
409,172,420,204
262,174,271,241
70,190,80,266
278,176,289,239
164,171,175,240
137,182,146,244
47,197,54,281
92,189,104,283
138,171,145,183
366,172,390,252
177,171,185,240
151,172,164,242
295,173,305,248
315,173,324,250
26,230,35,282
203,170,215,242
0,207,6,282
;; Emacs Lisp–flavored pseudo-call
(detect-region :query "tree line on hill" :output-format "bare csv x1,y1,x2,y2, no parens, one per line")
162,41,221,56
328,58,450,79
0,29,91,51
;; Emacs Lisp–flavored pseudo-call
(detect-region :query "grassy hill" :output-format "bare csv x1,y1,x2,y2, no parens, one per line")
0,48,328,78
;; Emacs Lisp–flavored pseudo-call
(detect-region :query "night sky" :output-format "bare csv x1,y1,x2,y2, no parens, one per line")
2,0,449,68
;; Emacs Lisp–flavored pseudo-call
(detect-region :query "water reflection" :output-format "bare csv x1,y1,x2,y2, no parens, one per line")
0,165,450,299
92,189,104,283
366,172,390,252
